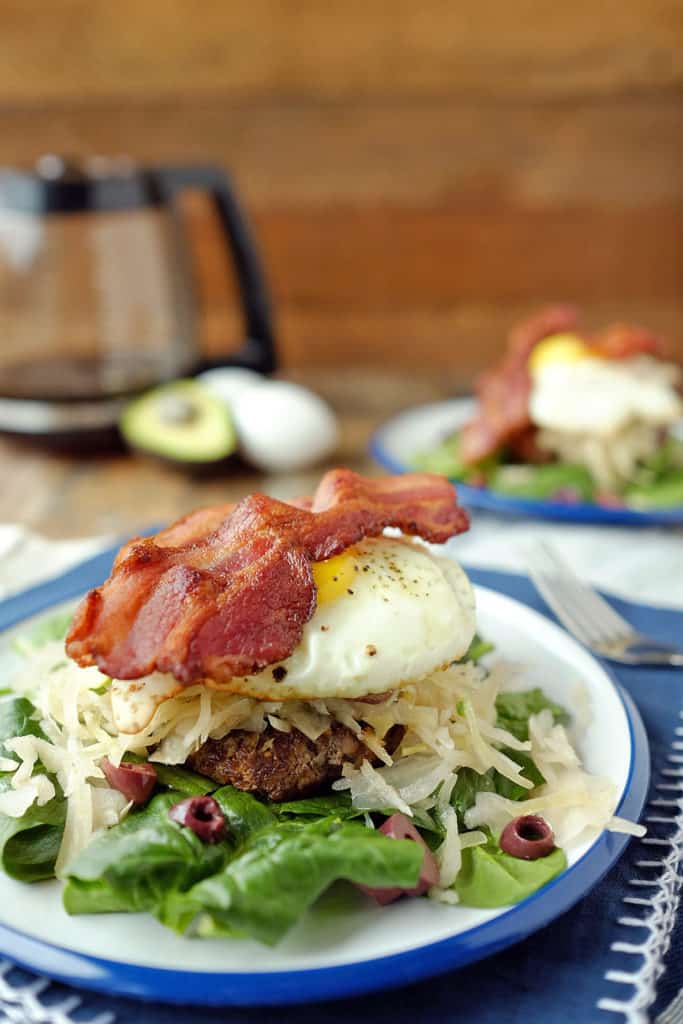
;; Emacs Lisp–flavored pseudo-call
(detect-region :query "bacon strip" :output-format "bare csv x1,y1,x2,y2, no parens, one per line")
588,322,661,360
66,469,469,685
460,307,664,465
460,305,578,464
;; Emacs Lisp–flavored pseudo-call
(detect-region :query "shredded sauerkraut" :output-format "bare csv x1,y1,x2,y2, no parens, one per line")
537,421,665,491
3,637,644,878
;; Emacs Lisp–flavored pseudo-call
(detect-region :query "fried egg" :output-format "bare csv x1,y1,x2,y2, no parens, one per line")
528,335,682,437
111,537,476,732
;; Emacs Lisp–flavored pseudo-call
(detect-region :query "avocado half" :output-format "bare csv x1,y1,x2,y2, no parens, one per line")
120,379,237,466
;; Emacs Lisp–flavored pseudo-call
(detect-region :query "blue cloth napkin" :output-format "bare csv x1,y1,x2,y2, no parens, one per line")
1,563,681,1024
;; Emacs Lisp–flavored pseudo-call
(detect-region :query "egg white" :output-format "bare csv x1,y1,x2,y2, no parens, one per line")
529,354,682,437
110,537,476,731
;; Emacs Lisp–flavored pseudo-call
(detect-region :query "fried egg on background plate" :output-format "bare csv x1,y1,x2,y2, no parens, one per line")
528,333,682,436
110,537,476,734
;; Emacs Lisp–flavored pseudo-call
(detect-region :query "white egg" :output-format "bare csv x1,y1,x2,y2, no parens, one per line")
195,367,266,406
232,380,339,472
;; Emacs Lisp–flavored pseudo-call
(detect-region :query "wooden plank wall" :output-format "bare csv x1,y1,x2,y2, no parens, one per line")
0,1,681,378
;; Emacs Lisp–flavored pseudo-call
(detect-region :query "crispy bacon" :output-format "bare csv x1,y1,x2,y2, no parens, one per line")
66,469,469,685
460,305,579,464
460,307,664,465
588,322,661,360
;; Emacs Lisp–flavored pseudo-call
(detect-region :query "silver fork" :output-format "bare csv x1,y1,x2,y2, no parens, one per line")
526,542,683,667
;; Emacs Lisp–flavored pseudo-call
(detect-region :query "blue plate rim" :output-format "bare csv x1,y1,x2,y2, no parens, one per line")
369,400,683,527
0,546,651,1006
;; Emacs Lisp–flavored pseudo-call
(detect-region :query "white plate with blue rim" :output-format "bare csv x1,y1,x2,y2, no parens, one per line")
0,544,649,1006
370,397,683,526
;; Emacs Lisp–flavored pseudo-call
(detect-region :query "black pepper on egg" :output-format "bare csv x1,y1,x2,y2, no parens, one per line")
272,666,287,682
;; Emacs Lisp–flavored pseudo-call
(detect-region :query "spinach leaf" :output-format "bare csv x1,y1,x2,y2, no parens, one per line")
276,792,359,820
495,688,570,742
462,634,495,664
64,784,422,945
0,696,45,761
450,750,545,828
630,437,683,486
12,610,73,657
212,785,277,841
489,463,595,502
63,792,229,915
455,835,566,907
626,470,683,510
412,431,500,483
159,814,424,946
450,767,497,827
153,764,218,796
412,433,470,480
0,774,66,882
0,696,66,881
494,750,545,801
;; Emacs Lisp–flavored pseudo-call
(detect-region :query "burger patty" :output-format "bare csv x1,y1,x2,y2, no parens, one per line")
187,722,405,802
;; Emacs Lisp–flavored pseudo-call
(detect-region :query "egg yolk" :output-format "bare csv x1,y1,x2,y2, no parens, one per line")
529,333,590,372
312,550,358,605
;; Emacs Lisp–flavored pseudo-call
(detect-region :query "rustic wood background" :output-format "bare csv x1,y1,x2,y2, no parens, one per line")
0,0,682,377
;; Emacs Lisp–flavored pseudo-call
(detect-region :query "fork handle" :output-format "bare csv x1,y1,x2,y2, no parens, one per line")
621,640,683,667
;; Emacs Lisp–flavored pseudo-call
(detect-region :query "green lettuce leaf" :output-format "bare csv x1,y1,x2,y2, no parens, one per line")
0,695,66,881
455,835,567,907
63,791,229,915
489,463,595,502
412,431,500,482
495,688,570,742
65,785,423,945
0,774,66,882
625,469,683,509
0,696,45,761
450,767,497,827
276,792,359,819
494,750,545,800
152,764,218,796
160,813,424,945
450,750,546,829
462,633,495,663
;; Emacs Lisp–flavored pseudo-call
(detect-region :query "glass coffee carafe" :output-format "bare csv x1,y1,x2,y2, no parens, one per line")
0,157,275,446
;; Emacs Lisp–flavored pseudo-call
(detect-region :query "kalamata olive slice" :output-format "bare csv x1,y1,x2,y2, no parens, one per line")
356,812,440,905
500,814,555,860
168,795,226,843
101,758,157,805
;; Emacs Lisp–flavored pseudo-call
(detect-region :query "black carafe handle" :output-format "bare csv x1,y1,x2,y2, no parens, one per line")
153,164,277,375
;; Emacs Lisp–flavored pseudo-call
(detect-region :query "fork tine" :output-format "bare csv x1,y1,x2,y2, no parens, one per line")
526,543,633,651
541,574,608,645
530,551,613,643
526,551,595,645
536,543,632,638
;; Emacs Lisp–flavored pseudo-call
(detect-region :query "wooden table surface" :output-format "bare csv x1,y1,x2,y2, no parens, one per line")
0,369,462,540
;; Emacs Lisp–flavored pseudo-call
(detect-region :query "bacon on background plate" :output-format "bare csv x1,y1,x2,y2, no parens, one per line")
66,469,469,686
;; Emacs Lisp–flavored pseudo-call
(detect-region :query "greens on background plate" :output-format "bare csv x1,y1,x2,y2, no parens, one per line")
414,431,683,511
